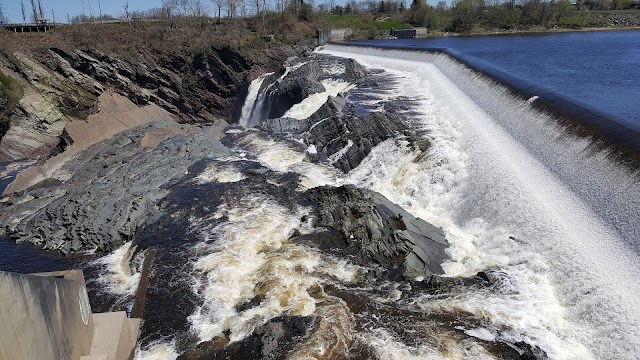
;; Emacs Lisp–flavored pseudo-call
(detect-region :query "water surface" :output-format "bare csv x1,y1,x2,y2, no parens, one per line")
346,30,640,126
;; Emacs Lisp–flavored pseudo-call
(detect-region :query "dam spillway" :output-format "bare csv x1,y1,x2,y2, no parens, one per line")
318,44,640,359
2,41,639,360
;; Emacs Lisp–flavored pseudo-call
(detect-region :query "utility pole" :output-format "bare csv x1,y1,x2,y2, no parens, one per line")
81,0,85,17
98,0,102,22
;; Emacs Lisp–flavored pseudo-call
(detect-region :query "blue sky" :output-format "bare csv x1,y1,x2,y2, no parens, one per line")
2,0,165,23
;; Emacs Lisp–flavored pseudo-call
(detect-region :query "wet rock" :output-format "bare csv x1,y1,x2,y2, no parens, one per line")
178,316,313,360
0,121,232,254
263,55,366,119
307,110,407,173
308,185,449,279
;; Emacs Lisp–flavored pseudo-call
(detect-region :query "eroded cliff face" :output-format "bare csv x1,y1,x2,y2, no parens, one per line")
0,45,310,163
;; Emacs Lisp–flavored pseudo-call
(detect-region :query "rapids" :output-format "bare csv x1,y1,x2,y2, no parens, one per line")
80,45,640,359
319,45,640,359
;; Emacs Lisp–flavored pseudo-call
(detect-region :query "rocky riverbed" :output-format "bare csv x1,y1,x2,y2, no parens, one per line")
0,49,548,359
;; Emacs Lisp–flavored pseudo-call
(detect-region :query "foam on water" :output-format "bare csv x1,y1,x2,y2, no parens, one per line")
361,327,496,360
187,196,360,345
194,163,246,184
321,45,640,358
135,340,179,360
92,241,141,297
237,133,348,190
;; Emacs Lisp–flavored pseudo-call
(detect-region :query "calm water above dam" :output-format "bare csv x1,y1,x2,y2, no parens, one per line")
347,30,640,127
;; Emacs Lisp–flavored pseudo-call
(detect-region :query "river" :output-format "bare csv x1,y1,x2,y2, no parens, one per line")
1,32,639,359
346,30,640,128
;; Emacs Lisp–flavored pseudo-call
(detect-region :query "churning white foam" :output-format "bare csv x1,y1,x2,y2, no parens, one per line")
238,133,349,190
321,45,640,358
92,241,141,297
194,163,246,184
188,196,360,344
135,340,179,360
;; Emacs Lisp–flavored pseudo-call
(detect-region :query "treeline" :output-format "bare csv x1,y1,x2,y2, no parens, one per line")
325,0,639,33
405,0,579,32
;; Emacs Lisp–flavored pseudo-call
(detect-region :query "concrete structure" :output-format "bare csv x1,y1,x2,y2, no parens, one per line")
318,28,354,45
0,270,140,360
391,28,417,39
3,22,57,33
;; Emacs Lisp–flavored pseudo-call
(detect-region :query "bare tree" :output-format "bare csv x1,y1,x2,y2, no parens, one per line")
328,0,336,11
189,0,207,16
30,0,38,21
37,0,44,18
124,2,130,20
162,0,180,18
21,0,27,22
226,0,239,17
212,0,225,19
240,0,247,17
0,5,6,24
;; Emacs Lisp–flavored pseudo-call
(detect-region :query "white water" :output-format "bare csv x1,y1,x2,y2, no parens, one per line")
128,46,640,358
321,45,640,359
239,73,272,128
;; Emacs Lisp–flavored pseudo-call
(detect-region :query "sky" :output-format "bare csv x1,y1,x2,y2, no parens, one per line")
1,0,166,23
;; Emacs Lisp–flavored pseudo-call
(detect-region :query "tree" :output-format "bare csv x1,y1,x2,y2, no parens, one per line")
555,0,572,21
410,0,424,10
21,0,27,22
0,5,6,24
436,0,447,10
30,0,38,21
162,0,180,18
212,0,225,19
37,0,44,18
348,0,358,12
451,0,483,32
226,0,239,17
399,0,406,11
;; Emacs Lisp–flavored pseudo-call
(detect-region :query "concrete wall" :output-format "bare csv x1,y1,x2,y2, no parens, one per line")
0,270,94,360
391,29,417,38
318,28,354,45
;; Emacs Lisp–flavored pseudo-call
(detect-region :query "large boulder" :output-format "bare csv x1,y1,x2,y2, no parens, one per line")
0,121,232,254
308,185,449,279
177,316,313,360
263,55,366,120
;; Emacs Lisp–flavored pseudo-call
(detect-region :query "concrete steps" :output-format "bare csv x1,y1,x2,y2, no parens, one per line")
80,312,140,360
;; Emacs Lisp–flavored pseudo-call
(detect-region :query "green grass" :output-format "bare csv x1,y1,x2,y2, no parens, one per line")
323,14,412,30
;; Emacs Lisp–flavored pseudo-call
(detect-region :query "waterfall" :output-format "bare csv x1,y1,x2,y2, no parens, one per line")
239,73,272,128
321,44,640,359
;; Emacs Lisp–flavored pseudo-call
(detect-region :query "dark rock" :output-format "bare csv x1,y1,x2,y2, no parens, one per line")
308,185,449,279
263,55,366,120
0,121,232,254
309,110,407,173
178,316,313,360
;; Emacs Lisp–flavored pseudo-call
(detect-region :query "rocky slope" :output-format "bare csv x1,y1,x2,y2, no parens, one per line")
0,45,310,163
